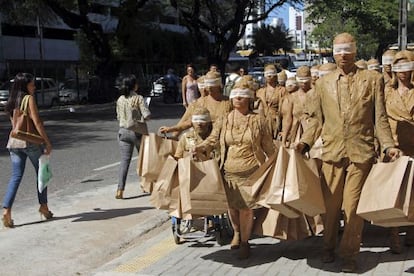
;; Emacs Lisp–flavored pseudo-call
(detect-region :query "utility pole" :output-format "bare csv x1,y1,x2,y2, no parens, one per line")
398,0,408,50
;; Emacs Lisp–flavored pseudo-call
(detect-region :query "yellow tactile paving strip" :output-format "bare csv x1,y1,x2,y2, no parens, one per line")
114,237,178,273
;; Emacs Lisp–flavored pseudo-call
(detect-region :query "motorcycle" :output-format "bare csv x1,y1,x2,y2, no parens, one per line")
150,76,179,104
150,77,165,98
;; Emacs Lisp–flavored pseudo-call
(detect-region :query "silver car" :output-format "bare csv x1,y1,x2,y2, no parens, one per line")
59,79,89,104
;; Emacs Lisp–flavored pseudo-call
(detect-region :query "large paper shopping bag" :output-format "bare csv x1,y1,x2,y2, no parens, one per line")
283,150,325,216
138,133,178,183
253,208,312,240
178,156,228,215
136,136,146,177
238,151,278,208
309,137,323,159
150,156,179,210
357,156,414,221
264,147,300,218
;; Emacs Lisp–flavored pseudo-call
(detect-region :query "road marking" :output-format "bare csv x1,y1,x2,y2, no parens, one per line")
114,237,178,273
93,156,138,171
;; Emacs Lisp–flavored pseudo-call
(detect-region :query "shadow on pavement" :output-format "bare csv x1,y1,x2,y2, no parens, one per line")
201,224,414,273
15,206,154,227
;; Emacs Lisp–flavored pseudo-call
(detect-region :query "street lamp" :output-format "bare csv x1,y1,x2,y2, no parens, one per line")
398,0,408,50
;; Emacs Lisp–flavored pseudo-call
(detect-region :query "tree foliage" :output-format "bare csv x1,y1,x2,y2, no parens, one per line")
169,0,303,75
253,25,293,55
305,0,414,58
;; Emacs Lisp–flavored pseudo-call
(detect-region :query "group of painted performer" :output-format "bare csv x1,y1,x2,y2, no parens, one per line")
154,32,414,272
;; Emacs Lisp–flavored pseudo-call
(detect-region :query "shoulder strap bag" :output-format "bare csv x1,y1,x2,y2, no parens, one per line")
10,95,45,144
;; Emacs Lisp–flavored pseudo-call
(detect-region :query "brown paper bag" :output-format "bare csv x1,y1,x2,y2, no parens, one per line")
140,176,153,193
283,149,325,216
356,156,413,221
306,214,324,235
264,147,300,218
150,156,179,210
309,137,323,159
139,133,178,183
253,208,312,240
238,151,278,208
178,156,228,215
136,136,145,177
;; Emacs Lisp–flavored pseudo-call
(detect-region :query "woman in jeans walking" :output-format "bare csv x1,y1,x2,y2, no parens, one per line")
116,75,150,199
3,73,53,228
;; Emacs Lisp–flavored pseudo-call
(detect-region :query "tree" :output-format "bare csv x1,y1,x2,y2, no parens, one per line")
169,0,303,77
0,0,152,101
253,25,293,56
305,0,409,58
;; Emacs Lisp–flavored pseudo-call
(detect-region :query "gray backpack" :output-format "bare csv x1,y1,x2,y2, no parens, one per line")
223,75,240,97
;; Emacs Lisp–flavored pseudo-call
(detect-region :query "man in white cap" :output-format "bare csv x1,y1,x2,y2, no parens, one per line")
295,32,401,273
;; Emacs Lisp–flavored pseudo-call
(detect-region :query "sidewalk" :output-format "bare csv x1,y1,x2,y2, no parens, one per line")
93,218,414,275
0,171,169,276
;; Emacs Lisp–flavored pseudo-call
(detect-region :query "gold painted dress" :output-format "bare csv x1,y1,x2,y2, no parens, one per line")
255,85,285,139
201,111,275,209
287,89,313,144
385,86,414,156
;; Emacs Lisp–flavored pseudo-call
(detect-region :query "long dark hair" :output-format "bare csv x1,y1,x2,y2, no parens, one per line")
5,72,34,117
119,74,137,97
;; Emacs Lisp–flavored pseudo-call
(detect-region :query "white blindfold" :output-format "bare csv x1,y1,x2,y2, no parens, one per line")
367,64,380,70
285,79,298,86
296,76,311,83
192,114,211,123
333,42,356,55
264,70,277,77
382,56,394,65
311,69,319,77
392,61,414,72
318,70,333,77
229,88,254,99
204,77,221,87
197,82,205,89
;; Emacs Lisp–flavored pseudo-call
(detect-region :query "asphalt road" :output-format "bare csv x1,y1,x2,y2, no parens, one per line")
0,99,185,214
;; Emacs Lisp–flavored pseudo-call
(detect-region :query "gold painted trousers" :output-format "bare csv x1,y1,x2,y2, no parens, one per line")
321,158,373,259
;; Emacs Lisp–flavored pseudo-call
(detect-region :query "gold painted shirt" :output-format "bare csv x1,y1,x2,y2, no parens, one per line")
301,67,395,163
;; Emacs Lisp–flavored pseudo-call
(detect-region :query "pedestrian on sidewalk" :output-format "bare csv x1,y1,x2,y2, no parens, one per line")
116,74,151,199
181,64,200,108
295,32,401,273
3,72,53,228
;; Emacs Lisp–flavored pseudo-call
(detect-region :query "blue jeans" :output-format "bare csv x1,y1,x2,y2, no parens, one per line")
2,144,47,209
118,128,141,190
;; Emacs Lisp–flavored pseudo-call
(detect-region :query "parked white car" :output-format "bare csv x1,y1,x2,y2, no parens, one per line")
0,77,59,110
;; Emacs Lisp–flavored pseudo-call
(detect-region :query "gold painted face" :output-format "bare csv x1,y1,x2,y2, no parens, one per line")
333,35,356,69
